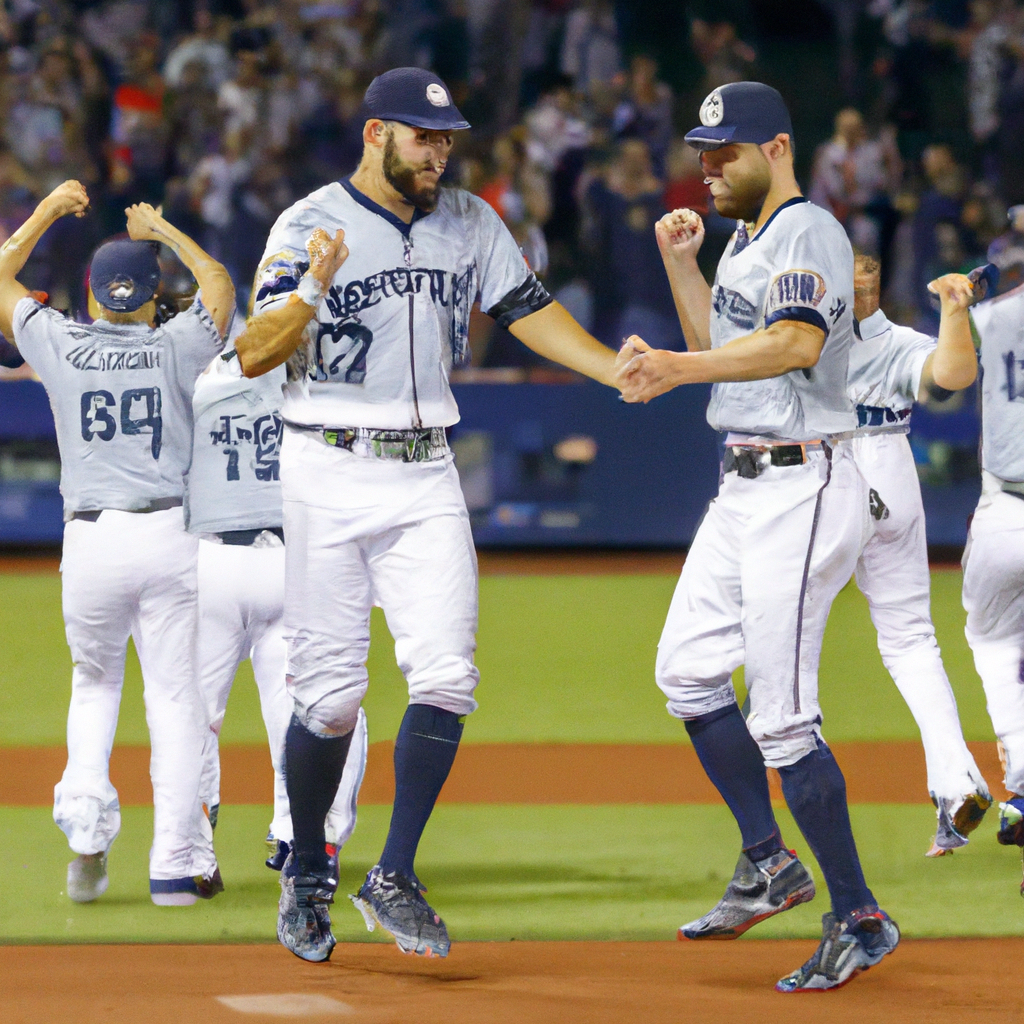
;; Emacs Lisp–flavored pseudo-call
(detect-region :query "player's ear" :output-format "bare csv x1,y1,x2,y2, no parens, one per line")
363,119,388,149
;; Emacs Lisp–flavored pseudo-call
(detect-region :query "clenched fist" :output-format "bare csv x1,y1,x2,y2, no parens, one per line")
306,227,349,289
42,180,89,220
655,209,704,265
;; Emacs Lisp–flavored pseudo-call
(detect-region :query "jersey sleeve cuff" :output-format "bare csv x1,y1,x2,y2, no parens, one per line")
485,273,553,328
763,306,829,337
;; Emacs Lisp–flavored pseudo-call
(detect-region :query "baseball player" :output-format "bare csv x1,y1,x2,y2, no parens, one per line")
187,347,369,867
620,82,899,992
848,254,990,856
963,268,1024,892
0,181,234,906
232,67,627,962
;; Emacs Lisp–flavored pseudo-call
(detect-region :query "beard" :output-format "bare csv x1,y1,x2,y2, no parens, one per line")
710,157,771,222
383,131,441,212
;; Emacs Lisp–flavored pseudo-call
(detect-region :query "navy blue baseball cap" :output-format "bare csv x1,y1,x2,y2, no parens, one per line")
361,67,470,131
89,240,161,312
685,82,793,151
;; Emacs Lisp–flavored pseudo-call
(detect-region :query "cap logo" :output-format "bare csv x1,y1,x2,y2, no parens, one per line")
700,90,724,127
426,83,450,107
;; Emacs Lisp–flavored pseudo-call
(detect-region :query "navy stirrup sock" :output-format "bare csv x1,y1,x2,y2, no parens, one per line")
284,714,352,875
684,703,783,861
379,704,464,880
778,739,875,918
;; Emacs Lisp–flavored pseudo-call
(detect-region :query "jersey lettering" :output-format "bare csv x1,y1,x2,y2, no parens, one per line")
712,285,757,330
208,410,283,482
120,387,163,459
315,321,373,384
80,387,163,459
80,391,117,441
1004,350,1024,402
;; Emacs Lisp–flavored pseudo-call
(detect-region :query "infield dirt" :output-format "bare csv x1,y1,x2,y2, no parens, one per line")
2,938,1017,1023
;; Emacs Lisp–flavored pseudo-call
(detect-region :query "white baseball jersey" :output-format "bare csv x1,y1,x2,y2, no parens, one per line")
13,295,224,517
186,355,285,534
848,308,934,428
970,286,1024,482
707,197,857,440
253,179,549,430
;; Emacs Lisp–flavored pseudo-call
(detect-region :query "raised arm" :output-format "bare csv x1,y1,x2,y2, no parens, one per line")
618,320,825,403
235,227,349,378
125,203,236,338
919,272,978,398
655,209,714,352
507,301,621,386
0,180,88,340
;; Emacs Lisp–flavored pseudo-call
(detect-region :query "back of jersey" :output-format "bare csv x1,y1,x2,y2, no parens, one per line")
186,355,285,534
971,287,1024,482
13,296,223,516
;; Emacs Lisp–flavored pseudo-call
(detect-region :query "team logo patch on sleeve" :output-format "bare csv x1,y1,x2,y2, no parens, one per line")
767,270,826,312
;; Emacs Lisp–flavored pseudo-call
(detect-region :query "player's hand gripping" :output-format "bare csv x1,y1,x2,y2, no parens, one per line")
306,227,349,292
655,209,705,267
927,272,976,315
617,336,682,403
40,180,89,221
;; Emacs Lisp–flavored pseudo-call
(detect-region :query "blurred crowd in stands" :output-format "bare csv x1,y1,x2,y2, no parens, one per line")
1,0,1024,370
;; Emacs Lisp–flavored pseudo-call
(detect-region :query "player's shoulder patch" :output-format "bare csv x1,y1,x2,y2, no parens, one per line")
768,269,826,310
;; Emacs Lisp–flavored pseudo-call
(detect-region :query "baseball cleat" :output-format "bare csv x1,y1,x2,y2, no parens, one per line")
926,790,992,857
67,852,109,903
265,832,290,871
150,867,224,906
277,852,337,963
775,907,900,993
678,848,815,940
997,797,1024,846
349,865,451,957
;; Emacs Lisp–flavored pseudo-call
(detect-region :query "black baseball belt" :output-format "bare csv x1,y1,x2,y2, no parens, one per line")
723,441,825,479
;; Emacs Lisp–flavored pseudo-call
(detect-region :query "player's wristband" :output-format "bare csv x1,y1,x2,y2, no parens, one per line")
297,272,326,309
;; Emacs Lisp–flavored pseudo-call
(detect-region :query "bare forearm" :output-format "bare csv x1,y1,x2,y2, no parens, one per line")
508,301,618,386
236,297,316,377
0,205,56,283
926,307,977,393
144,219,235,335
663,257,712,351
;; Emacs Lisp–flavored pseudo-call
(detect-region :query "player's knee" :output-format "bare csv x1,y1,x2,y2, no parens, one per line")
751,727,820,770
299,691,363,737
405,654,479,716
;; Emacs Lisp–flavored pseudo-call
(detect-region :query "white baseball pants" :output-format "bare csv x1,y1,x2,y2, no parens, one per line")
656,443,870,768
196,536,369,844
853,432,987,804
962,474,1024,796
280,428,479,738
54,508,216,881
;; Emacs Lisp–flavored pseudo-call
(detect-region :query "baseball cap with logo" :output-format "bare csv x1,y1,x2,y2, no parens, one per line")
361,67,471,132
685,81,793,151
89,240,161,312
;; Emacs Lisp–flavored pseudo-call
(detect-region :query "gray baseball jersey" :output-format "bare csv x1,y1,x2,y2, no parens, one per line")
707,197,857,440
848,308,934,429
185,354,285,534
970,286,1024,482
13,295,223,517
253,178,550,430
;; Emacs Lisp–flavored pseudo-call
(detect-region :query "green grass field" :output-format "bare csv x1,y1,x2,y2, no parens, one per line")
2,567,1017,946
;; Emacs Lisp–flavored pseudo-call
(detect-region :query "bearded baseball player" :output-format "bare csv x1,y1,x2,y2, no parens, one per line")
187,349,369,867
233,68,627,962
963,267,1024,892
0,183,234,905
620,82,899,992
848,254,990,855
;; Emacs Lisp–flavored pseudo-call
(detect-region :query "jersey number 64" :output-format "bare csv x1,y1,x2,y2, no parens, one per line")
81,387,163,459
